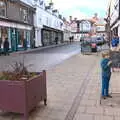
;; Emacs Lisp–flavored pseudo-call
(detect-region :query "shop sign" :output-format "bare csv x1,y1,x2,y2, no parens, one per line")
0,21,32,30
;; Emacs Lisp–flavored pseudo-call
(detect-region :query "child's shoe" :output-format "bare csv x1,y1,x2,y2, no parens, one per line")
101,96,107,99
107,95,112,98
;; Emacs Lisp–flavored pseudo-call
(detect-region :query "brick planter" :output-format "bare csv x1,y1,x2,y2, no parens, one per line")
0,70,47,120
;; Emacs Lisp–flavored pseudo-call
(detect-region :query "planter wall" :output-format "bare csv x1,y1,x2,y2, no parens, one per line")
0,70,47,120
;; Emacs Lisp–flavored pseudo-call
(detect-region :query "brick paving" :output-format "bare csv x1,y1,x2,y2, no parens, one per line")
0,52,120,120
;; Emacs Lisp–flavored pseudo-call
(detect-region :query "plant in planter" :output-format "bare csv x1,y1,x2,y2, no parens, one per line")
0,61,47,120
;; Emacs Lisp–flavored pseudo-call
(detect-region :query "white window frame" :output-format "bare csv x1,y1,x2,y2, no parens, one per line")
0,1,6,17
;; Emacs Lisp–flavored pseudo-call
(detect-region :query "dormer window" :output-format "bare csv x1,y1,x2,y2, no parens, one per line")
0,1,6,17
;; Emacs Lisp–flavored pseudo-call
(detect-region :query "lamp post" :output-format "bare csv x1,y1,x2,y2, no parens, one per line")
104,16,111,48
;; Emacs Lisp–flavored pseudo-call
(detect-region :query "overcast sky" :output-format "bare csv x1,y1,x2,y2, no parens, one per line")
46,0,109,20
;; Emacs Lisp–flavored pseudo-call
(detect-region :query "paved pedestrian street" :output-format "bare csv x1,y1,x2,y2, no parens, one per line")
0,53,120,120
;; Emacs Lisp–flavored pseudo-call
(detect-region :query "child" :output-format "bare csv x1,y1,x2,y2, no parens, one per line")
101,51,112,99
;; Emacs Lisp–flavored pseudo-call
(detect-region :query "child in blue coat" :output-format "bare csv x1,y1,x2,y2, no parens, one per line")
101,52,112,99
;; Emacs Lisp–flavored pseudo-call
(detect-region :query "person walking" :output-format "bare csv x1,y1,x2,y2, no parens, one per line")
23,39,27,50
55,36,58,45
71,36,74,42
3,38,9,56
69,36,72,43
101,51,112,99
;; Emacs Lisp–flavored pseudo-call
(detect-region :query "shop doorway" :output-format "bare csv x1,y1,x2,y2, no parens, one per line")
11,28,17,51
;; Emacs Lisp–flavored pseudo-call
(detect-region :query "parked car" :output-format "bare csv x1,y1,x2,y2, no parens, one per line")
91,36,105,45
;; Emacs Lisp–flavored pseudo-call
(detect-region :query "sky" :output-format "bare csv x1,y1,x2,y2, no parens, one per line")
46,0,110,20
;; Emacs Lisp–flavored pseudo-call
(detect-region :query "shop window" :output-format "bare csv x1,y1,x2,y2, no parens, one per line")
20,8,28,23
43,30,50,46
0,27,8,48
18,30,25,47
0,1,6,17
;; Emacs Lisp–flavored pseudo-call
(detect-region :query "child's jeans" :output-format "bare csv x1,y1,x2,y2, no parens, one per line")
102,75,111,96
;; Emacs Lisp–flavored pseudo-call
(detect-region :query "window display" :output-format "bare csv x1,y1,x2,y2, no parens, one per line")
0,27,8,48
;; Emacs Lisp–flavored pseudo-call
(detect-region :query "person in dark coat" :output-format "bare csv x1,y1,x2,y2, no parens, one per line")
69,36,72,43
3,38,9,56
55,37,58,44
71,36,74,42
23,39,27,50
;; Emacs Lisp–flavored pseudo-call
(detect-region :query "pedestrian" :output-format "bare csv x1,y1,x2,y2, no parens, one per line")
69,36,71,43
3,38,9,56
71,36,74,42
111,35,119,51
101,51,112,99
116,35,119,45
55,37,58,44
23,39,27,50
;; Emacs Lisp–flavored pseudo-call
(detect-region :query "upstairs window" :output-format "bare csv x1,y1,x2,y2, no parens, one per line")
20,7,28,23
0,1,6,17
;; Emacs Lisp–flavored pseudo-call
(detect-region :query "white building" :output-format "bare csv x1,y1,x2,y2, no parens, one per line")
63,21,72,42
108,0,119,36
95,18,106,37
20,0,64,47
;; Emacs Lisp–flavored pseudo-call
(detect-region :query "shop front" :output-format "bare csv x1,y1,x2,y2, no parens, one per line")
0,27,10,49
0,20,32,52
41,26,63,46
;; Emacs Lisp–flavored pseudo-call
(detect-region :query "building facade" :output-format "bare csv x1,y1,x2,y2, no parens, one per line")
0,0,35,52
71,19,93,41
63,20,72,42
95,18,106,37
108,0,120,37
21,0,64,47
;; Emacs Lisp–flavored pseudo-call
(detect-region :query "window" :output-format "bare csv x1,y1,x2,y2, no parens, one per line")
0,1,6,17
20,8,28,22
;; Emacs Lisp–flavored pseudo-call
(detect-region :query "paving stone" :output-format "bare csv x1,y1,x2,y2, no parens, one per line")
115,117,120,120
86,107,104,115
0,117,13,120
88,94,100,100
80,99,97,106
94,115,114,120
76,106,86,113
104,108,120,116
74,113,94,120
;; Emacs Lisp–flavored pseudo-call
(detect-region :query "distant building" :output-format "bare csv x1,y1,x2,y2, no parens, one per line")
107,0,120,37
63,20,72,42
95,18,106,36
70,19,93,41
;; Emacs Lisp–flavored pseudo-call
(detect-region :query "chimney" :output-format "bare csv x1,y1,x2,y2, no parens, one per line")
74,17,77,21
69,16,72,22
